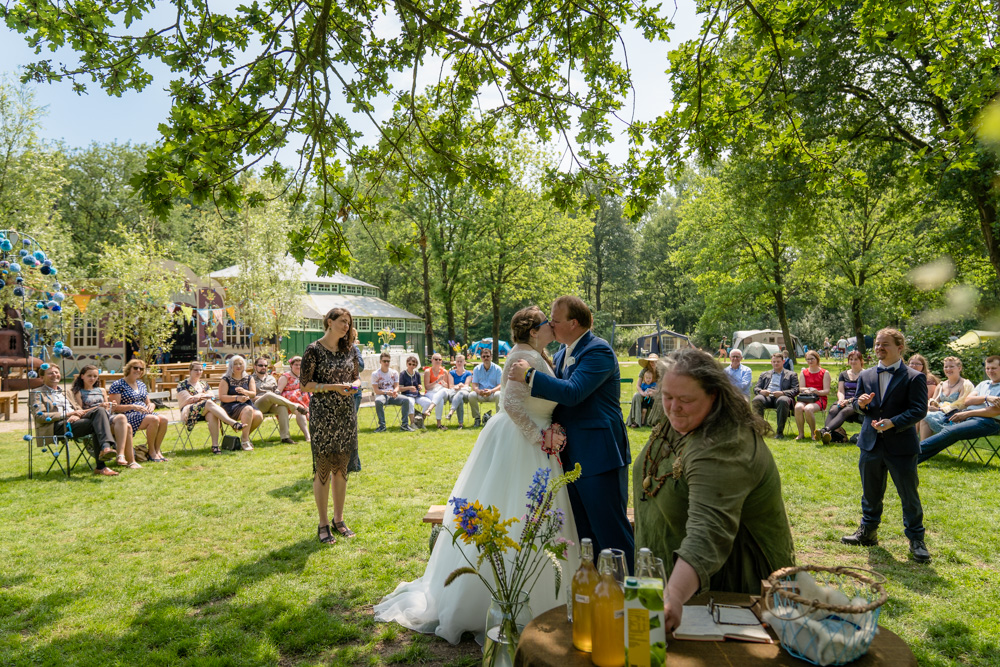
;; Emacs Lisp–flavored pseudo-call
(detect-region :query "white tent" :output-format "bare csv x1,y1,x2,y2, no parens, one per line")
732,329,805,356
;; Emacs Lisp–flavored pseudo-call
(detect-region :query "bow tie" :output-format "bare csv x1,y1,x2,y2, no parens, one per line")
876,366,893,374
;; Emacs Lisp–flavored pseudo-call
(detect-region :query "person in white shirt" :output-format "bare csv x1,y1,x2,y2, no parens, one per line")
723,348,753,399
371,353,415,432
918,355,1000,463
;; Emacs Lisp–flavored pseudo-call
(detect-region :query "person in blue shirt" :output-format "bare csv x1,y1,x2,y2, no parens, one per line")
918,355,1000,463
446,354,474,428
723,348,753,399
469,348,502,427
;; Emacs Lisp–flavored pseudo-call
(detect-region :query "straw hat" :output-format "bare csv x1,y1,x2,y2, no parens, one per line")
638,353,660,369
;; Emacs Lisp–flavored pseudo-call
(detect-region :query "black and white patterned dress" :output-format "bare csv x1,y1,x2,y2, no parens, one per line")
300,340,359,480
108,379,148,434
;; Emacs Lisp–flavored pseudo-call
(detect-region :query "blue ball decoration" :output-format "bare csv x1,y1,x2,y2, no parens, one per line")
36,410,44,416
40,314,48,320
0,240,11,251
15,276,23,284
18,249,27,257
0,261,8,269
46,300,57,309
42,259,52,267
65,430,72,438
40,266,51,275
52,292,65,302
49,267,57,275
39,363,49,371
35,302,44,309
54,340,63,349
0,280,5,289
22,257,35,267
22,434,31,441
9,262,20,272
33,250,45,261
26,370,37,378
21,238,30,246
60,347,72,358
44,416,52,422
50,305,61,313
52,282,61,290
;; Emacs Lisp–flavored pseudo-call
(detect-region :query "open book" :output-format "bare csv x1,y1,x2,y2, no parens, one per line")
673,603,773,643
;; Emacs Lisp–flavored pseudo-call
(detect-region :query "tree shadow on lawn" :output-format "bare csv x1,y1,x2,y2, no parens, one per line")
268,478,313,502
912,619,1000,667
865,548,951,593
8,538,451,665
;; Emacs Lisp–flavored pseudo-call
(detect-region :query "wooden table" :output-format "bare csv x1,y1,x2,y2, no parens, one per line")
513,592,917,667
0,390,18,420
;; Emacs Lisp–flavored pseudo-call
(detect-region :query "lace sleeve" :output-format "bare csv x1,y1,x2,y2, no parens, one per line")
501,350,549,445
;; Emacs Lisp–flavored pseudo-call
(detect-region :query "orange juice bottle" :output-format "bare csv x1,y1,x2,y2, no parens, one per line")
572,538,599,652
591,549,625,667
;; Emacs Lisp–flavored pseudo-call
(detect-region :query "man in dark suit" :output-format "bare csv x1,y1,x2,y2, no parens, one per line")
508,295,634,572
751,353,800,438
844,328,930,562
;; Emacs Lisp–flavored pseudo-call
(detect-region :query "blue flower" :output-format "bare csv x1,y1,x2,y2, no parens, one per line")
525,468,551,507
450,496,469,515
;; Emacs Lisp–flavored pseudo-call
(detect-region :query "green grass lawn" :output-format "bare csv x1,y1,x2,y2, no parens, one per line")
2,392,998,666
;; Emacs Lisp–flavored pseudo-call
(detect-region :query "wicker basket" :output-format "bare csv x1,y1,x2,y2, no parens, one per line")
763,565,888,666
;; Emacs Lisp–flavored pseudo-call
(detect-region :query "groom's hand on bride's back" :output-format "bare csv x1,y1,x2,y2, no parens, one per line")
509,360,530,382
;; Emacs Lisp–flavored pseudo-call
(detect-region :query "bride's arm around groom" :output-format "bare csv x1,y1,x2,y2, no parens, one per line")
510,295,634,572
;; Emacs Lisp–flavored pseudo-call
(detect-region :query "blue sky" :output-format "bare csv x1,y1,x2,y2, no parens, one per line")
0,3,702,164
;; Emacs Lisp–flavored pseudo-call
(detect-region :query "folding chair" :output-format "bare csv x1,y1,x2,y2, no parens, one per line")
619,378,635,406
957,435,1000,466
27,432,94,479
168,390,216,453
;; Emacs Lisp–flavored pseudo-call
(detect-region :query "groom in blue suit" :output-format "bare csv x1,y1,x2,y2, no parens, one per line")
509,296,634,572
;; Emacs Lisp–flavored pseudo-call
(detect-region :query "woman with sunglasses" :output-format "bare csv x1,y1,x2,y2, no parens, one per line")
423,353,454,430
109,359,170,462
276,356,311,442
399,355,431,428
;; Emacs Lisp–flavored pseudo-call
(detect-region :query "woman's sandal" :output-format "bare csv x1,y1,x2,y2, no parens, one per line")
333,521,356,538
126,462,142,469
211,446,222,455
317,524,337,544
295,405,308,415
232,421,244,432
116,455,128,466
94,467,119,476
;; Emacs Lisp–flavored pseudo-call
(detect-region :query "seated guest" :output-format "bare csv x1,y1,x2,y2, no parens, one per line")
920,356,976,440
423,353,454,430
751,353,799,438
907,353,939,400
372,352,415,432
72,364,138,468
276,356,312,442
178,361,243,454
469,348,502,427
399,355,430,428
794,350,831,440
782,349,794,371
219,355,264,451
110,359,170,463
634,349,795,634
628,354,660,427
33,365,122,476
723,349,753,399
818,350,865,443
918,355,1000,463
446,354,473,428
251,356,308,445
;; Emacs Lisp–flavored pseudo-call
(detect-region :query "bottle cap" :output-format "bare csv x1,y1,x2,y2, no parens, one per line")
581,538,592,546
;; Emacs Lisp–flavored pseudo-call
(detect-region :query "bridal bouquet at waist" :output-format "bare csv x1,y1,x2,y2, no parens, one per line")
445,463,581,602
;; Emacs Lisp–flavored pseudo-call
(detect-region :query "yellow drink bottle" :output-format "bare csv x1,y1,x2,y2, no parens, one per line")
591,549,625,667
572,538,599,652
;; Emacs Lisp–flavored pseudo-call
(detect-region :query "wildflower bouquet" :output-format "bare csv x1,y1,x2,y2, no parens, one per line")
377,327,395,348
445,464,581,666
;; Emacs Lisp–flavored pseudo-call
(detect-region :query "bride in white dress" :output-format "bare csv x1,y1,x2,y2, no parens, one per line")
374,306,580,644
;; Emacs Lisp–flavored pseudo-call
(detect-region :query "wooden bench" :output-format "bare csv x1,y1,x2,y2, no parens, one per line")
0,390,18,420
423,505,635,552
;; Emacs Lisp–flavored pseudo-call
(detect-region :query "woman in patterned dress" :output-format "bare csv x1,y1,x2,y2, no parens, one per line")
72,364,138,468
176,361,243,454
109,359,170,462
276,356,311,442
219,356,263,451
301,307,361,544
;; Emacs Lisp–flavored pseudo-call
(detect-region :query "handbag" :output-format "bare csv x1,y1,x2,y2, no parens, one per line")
798,393,819,403
221,434,242,451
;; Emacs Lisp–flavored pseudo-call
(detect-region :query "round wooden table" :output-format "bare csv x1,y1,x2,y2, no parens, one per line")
514,593,917,667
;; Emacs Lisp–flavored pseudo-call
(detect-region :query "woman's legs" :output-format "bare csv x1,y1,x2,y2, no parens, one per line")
804,403,820,436
794,403,806,437
112,415,129,464
139,414,162,458
237,405,263,443
295,413,311,441
150,415,169,459
822,404,856,434
332,471,348,525
207,412,221,448
314,471,332,527
204,400,239,426
919,418,933,440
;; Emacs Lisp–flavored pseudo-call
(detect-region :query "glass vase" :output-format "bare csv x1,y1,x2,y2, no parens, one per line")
483,591,532,667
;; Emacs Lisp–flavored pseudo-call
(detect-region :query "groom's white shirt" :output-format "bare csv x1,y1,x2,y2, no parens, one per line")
528,332,586,388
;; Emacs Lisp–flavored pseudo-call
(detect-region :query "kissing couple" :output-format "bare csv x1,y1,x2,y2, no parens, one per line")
374,295,633,644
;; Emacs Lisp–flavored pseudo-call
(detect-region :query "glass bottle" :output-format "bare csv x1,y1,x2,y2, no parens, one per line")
591,549,626,667
572,538,599,652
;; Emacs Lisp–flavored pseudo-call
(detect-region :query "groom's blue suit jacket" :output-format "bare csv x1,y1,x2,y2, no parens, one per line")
529,330,631,477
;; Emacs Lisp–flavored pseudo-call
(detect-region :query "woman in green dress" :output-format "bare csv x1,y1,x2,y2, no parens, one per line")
634,348,795,634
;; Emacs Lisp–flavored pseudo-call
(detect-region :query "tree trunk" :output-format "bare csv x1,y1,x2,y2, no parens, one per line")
851,297,866,357
490,288,501,359
463,305,469,348
595,251,603,311
772,264,795,362
444,296,456,346
420,233,434,355
972,187,1000,284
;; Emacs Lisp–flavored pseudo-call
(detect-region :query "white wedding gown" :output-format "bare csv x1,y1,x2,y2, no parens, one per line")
373,346,580,644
